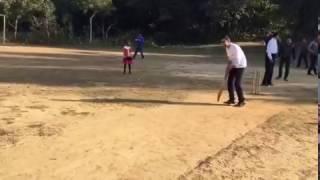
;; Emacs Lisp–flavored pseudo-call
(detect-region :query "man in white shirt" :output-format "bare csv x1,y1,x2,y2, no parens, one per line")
223,36,247,107
262,32,273,84
262,32,279,86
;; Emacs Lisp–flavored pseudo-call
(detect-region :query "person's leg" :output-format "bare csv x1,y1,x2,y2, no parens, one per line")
284,57,290,81
308,56,311,75
267,56,275,85
318,55,320,78
297,53,302,67
141,49,145,59
123,64,127,74
311,56,317,75
129,64,132,74
262,54,269,85
269,61,275,85
133,49,138,59
308,55,314,75
277,58,284,79
303,54,309,69
308,66,312,75
235,68,245,104
317,55,319,76
226,68,236,103
314,56,318,75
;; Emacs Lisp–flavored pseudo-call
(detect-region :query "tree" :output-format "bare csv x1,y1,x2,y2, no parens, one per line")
0,0,32,40
0,0,317,44
52,0,75,39
276,0,319,37
28,0,56,40
72,0,112,43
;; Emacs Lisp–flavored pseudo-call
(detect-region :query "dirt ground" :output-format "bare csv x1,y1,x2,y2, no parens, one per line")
0,45,317,180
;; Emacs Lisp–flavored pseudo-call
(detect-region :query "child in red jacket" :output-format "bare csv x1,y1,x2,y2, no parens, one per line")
122,41,133,74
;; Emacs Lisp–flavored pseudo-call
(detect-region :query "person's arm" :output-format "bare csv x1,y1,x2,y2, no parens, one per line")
224,61,232,80
129,48,133,57
227,53,236,61
308,42,316,55
224,48,233,80
226,45,239,61
307,43,312,54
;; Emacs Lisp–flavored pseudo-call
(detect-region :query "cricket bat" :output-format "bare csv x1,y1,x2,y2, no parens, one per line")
217,80,226,102
217,64,230,102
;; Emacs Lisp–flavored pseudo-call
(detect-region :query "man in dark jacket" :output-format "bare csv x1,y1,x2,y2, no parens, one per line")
277,38,295,81
307,36,319,75
318,33,320,78
296,38,309,68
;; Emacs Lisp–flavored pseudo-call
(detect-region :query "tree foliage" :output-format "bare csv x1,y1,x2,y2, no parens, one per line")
0,0,318,44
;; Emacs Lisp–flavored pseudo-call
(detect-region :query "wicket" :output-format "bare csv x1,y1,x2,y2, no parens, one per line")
252,70,261,95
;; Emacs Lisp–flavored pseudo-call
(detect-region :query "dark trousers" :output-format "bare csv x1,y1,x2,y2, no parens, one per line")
308,55,317,75
297,53,308,68
133,48,144,59
278,57,290,80
262,54,269,85
262,54,276,85
228,68,245,103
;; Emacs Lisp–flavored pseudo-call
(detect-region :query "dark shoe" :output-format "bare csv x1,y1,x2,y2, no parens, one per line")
224,100,235,105
284,79,288,81
234,102,246,107
276,76,281,80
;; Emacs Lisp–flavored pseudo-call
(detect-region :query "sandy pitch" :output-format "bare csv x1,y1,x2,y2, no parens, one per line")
0,46,317,180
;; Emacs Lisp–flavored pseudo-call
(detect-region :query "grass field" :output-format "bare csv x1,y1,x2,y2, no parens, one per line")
0,45,317,180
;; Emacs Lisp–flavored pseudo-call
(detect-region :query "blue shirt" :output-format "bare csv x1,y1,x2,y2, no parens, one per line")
135,35,145,49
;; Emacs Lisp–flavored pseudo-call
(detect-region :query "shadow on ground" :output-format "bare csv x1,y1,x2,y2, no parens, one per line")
52,98,228,107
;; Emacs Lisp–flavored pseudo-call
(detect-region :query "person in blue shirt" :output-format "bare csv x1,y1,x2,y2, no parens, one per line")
133,34,145,59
